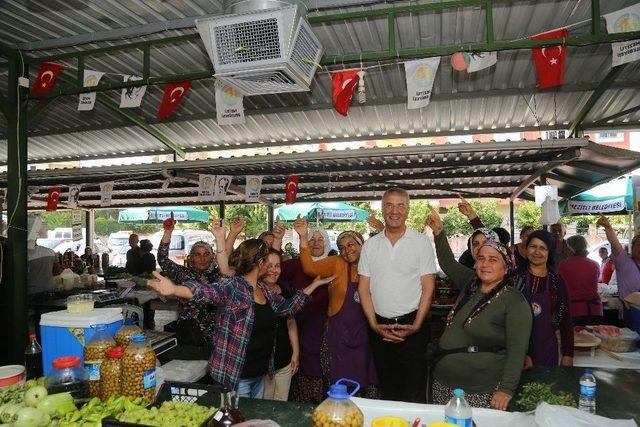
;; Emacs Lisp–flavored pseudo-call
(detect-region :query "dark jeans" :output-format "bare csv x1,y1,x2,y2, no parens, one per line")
369,311,428,403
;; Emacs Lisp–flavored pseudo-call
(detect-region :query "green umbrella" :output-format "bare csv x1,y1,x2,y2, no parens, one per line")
118,206,210,223
275,202,369,222
560,176,632,215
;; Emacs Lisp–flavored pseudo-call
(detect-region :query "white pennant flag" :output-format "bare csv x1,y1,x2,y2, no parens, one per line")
215,83,245,125
120,75,147,108
467,51,498,73
100,182,114,207
67,184,82,209
604,4,640,67
245,176,263,202
1,188,6,210
72,210,83,242
404,57,440,110
214,175,233,201
198,174,216,201
78,70,105,111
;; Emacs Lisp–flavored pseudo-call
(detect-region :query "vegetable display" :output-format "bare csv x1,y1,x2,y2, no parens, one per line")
515,382,577,412
49,396,146,427
116,401,216,427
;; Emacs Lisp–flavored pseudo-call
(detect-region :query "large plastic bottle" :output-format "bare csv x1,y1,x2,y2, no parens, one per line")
444,388,472,427
578,369,596,414
312,378,364,427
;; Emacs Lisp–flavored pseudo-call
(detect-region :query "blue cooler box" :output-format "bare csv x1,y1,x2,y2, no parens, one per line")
39,308,123,375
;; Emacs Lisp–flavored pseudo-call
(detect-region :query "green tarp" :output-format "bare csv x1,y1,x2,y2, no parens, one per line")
118,206,209,223
275,202,369,222
560,176,633,215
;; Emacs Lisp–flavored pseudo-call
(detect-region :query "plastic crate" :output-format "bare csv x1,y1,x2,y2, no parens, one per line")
102,381,223,427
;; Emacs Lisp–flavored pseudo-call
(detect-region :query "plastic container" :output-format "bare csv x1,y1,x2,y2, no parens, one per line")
591,327,638,353
84,324,116,397
100,346,125,401
40,308,123,376
0,365,26,389
122,334,157,402
578,369,596,414
45,356,90,399
371,416,410,427
67,294,96,313
444,388,472,427
312,378,364,427
60,269,77,291
102,381,222,427
115,318,143,347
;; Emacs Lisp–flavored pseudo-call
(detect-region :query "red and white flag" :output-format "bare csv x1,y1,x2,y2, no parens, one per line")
531,28,569,89
32,62,64,97
46,187,61,212
157,81,192,120
284,174,300,205
331,69,361,116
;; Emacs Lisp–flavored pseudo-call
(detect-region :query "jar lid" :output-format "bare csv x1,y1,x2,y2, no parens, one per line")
52,356,81,369
124,318,139,326
130,334,146,343
106,346,125,359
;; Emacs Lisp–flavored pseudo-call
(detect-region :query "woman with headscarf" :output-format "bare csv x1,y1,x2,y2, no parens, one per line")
517,230,574,368
512,226,535,270
425,206,532,410
294,218,378,397
278,222,332,404
557,235,603,326
157,213,234,346
458,228,501,269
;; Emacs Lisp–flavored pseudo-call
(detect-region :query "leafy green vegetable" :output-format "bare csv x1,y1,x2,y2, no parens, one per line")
516,382,577,412
116,400,216,427
37,392,76,417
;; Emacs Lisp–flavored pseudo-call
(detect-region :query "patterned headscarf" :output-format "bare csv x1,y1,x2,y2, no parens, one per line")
468,228,500,259
446,240,515,329
336,231,364,247
189,241,214,257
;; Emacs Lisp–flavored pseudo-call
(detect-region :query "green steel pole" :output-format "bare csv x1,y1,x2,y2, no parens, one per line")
486,0,494,44
5,49,29,363
592,0,601,36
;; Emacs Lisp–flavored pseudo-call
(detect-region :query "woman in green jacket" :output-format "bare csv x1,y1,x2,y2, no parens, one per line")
425,206,532,411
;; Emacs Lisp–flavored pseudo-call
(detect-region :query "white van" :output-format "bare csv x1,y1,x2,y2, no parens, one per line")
150,229,216,266
107,231,134,252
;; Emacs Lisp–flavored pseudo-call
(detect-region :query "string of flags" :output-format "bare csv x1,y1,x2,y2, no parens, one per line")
39,173,302,211
29,4,639,120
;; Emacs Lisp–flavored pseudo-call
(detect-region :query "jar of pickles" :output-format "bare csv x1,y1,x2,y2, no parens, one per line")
100,346,125,401
84,324,115,397
115,318,142,347
121,334,156,402
312,379,364,427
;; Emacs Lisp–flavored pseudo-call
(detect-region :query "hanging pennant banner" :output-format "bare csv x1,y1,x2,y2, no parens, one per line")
331,68,362,116
568,198,627,214
32,62,64,97
72,210,83,241
78,70,105,111
67,184,81,209
1,189,6,210
100,182,114,207
214,175,233,201
531,28,569,89
215,83,245,125
46,187,61,212
120,75,147,108
404,57,440,110
604,4,640,67
157,81,192,120
198,174,216,201
467,51,497,73
284,174,300,205
245,176,263,202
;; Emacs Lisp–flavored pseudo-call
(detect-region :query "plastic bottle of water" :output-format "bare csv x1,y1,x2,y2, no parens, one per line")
445,388,473,427
578,369,597,414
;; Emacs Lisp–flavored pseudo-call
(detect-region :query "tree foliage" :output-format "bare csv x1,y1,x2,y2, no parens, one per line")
442,200,503,237
515,202,541,230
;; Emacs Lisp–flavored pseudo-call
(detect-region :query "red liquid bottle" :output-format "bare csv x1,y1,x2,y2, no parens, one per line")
24,334,43,380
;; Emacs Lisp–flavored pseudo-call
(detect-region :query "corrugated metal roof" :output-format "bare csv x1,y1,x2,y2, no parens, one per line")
3,139,640,208
1,0,639,164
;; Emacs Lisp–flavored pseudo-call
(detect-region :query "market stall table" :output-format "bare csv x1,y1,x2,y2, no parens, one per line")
574,348,640,370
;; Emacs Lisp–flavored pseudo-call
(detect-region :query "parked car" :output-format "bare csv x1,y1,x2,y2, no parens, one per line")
36,238,69,249
53,239,111,256
107,231,134,252
150,229,216,266
587,239,629,264
110,245,130,268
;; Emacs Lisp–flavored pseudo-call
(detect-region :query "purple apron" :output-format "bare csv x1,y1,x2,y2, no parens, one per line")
297,312,327,377
530,274,559,366
326,266,378,387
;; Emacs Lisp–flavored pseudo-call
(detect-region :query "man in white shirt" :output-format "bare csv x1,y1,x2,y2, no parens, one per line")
358,187,437,403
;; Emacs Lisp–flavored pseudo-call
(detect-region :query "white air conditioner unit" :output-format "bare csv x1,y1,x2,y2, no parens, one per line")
197,4,323,96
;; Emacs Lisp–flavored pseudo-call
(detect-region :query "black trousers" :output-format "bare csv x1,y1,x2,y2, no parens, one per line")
369,311,428,403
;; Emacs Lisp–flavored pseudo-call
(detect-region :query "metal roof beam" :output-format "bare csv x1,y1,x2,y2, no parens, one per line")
0,91,7,119
95,96,186,159
569,64,627,137
592,104,640,125
568,160,622,177
510,148,581,200
545,172,594,190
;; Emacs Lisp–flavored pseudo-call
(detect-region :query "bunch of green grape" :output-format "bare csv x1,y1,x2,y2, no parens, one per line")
116,400,216,427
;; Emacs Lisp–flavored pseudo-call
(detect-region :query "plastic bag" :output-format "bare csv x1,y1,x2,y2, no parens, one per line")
534,402,637,427
539,196,560,226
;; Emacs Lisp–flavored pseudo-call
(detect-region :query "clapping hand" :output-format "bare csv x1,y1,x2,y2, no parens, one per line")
163,211,176,232
425,204,444,235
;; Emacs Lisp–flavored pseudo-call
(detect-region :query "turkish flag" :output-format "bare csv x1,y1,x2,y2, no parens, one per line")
46,187,61,212
284,174,300,205
157,81,192,120
32,62,64,95
331,69,361,116
531,28,569,89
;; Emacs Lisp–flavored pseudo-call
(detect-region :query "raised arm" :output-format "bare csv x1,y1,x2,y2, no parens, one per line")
425,204,476,288
597,215,623,256
148,271,229,305
158,212,181,272
458,195,484,229
225,216,244,255
266,275,336,316
271,218,286,252
294,216,337,277
211,220,231,275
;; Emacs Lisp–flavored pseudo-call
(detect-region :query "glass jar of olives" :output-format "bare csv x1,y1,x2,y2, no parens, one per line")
122,334,157,402
100,346,125,401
